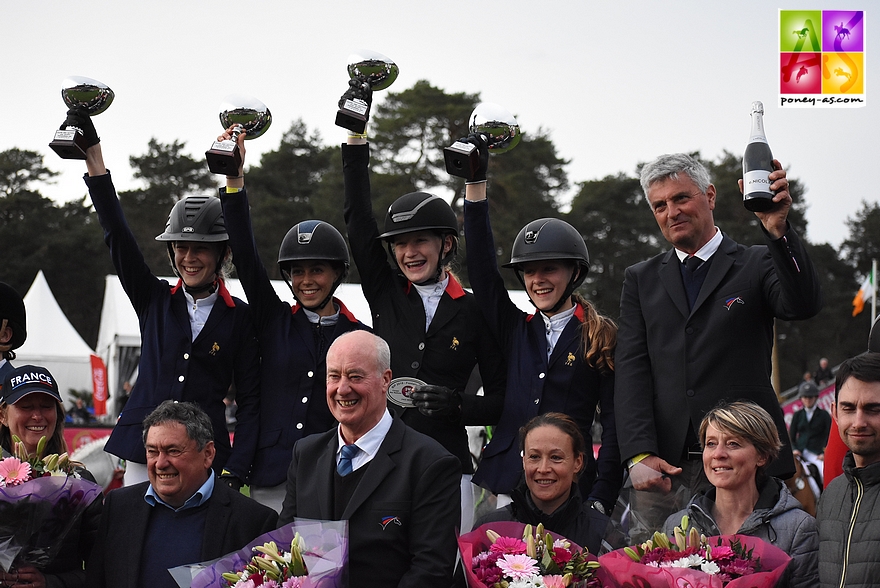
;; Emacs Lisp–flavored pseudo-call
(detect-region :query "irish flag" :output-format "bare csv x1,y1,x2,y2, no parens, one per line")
853,271,876,317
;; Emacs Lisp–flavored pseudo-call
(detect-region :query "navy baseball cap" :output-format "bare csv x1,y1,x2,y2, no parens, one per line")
1,365,62,405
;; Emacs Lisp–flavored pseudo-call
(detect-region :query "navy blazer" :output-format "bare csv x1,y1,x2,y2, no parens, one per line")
85,173,260,479
615,227,822,479
463,199,622,509
87,480,277,588
220,187,368,487
342,143,506,473
279,415,461,588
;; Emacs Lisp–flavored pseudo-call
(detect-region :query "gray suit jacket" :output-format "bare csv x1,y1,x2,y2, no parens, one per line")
615,228,821,478
279,415,461,588
87,479,277,588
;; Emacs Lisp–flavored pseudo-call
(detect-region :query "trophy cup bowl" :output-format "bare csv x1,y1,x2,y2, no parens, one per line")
444,102,521,180
336,49,399,133
49,76,115,160
205,94,272,175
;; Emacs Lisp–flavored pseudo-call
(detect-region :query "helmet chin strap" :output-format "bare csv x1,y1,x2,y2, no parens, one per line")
283,268,343,313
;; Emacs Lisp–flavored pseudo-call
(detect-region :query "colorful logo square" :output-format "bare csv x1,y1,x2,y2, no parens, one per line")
779,10,866,108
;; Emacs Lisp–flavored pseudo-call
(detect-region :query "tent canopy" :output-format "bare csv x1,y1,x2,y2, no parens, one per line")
15,270,95,405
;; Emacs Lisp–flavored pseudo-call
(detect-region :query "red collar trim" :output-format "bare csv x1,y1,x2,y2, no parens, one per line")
291,297,360,323
169,278,234,308
405,274,466,300
526,299,584,322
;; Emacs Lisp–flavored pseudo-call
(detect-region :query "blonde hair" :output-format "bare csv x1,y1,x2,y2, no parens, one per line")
699,401,782,469
572,293,617,374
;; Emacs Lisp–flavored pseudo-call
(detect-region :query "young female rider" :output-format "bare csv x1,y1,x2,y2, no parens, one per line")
71,110,260,488
343,129,506,531
218,128,366,511
461,135,622,515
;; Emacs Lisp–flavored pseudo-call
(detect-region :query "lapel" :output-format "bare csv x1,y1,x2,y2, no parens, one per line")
690,235,736,315
195,299,229,345
658,248,690,319
291,306,318,364
426,293,459,336
313,433,337,519
201,480,231,558
341,418,402,519
525,314,550,371
123,486,153,586
548,305,583,370
169,287,194,340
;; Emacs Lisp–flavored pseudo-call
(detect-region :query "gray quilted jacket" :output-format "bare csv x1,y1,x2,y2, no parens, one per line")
665,476,819,587
817,452,880,587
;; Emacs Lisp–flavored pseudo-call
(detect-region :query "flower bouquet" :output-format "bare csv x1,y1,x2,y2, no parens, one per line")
0,435,102,572
176,519,347,588
458,521,608,588
598,516,791,587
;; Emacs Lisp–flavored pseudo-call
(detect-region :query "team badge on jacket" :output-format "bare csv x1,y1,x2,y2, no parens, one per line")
565,352,576,366
450,336,460,350
724,297,745,310
380,516,402,529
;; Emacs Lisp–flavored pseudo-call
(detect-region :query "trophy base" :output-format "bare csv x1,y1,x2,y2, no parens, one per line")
336,109,368,134
49,130,88,160
444,142,480,180
205,142,242,175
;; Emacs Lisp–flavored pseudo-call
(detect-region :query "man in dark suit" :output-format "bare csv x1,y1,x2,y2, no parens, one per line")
88,401,277,588
279,330,461,588
615,153,821,535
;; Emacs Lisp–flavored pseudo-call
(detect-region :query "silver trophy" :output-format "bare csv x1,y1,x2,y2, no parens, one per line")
335,50,399,133
444,102,521,180
205,94,272,175
49,76,115,160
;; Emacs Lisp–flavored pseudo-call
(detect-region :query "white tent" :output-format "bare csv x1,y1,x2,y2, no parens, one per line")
16,270,96,406
96,274,534,414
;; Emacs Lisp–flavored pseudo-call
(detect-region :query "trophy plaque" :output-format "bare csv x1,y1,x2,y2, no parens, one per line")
335,50,399,134
49,76,115,160
444,102,522,180
205,94,272,175
387,377,425,408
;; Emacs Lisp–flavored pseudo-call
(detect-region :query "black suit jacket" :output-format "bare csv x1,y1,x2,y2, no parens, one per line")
87,480,278,588
790,407,832,454
279,415,461,588
615,228,821,478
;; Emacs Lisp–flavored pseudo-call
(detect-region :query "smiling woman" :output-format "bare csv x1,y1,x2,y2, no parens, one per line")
664,401,819,587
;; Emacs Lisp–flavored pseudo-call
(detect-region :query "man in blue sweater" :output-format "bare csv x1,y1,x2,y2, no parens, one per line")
88,401,277,588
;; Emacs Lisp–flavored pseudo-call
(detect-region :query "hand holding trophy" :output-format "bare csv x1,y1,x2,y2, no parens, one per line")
335,50,399,134
444,102,521,181
205,94,272,175
49,76,114,159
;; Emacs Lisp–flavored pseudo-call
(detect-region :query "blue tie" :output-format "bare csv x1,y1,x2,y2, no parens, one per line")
338,444,359,476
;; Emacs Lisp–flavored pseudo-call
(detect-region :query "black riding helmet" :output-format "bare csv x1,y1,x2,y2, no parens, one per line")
278,220,350,311
155,196,229,292
378,192,458,282
504,218,590,313
0,282,27,355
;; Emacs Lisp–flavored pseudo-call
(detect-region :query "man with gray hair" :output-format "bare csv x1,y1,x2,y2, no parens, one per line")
615,153,821,536
280,330,461,588
88,401,277,588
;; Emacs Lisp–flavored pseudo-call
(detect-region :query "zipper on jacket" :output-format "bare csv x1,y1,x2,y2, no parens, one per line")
839,477,864,588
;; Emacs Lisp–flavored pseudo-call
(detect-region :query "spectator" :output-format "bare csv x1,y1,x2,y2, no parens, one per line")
814,358,833,387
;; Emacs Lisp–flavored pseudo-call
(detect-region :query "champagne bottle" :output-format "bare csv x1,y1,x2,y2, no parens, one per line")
742,101,775,212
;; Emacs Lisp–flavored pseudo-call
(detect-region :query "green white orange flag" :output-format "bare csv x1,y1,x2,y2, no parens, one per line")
853,271,875,316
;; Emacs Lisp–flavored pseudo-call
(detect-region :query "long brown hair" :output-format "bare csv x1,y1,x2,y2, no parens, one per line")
572,292,616,374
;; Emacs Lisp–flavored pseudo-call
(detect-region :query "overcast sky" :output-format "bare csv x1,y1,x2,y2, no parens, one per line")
5,1,875,250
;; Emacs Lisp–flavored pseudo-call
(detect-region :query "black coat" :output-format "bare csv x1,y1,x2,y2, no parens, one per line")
342,143,507,473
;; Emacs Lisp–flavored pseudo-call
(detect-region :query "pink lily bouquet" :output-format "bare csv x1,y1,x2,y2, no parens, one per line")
458,521,605,588
598,516,791,587
0,435,101,571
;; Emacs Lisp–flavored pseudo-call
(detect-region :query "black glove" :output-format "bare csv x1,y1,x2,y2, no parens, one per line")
60,108,100,148
338,78,373,113
463,132,489,182
410,384,462,419
219,471,243,492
